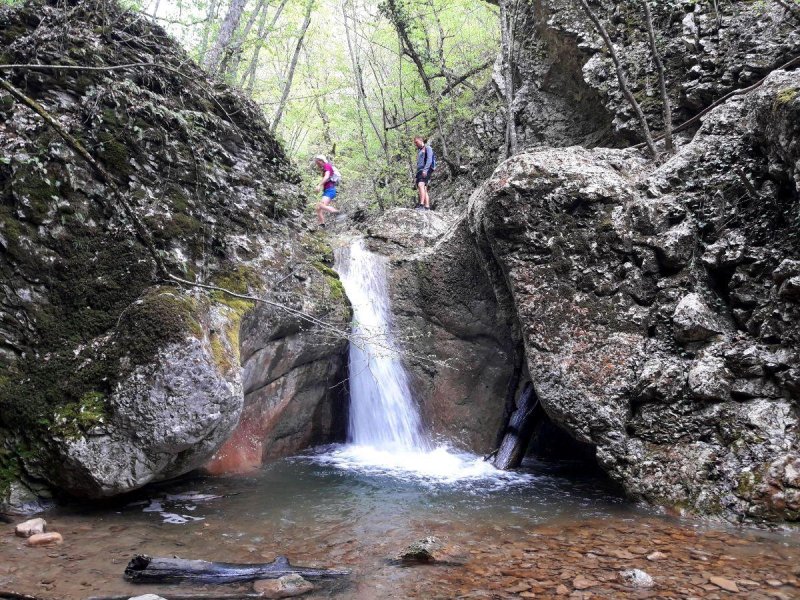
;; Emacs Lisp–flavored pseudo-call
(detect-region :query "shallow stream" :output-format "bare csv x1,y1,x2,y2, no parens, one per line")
2,449,799,599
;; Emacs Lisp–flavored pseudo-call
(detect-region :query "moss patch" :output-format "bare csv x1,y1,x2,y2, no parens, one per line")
51,391,107,439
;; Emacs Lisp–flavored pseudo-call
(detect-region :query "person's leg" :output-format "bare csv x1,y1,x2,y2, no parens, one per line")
422,182,430,209
316,202,325,225
417,181,426,208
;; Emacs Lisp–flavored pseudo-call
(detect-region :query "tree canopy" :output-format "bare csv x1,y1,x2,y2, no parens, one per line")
132,0,500,209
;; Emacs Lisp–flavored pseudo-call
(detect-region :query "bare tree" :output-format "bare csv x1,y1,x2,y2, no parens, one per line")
271,0,315,132
574,0,658,157
499,0,517,158
198,0,220,62
241,0,290,95
204,0,249,76
641,0,673,153
223,0,269,81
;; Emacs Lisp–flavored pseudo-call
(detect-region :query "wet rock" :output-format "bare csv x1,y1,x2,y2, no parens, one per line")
26,532,63,546
778,276,800,301
708,575,739,592
672,293,725,343
0,0,347,501
646,551,667,561
619,569,655,588
253,574,314,598
14,517,46,538
398,536,444,563
572,575,598,590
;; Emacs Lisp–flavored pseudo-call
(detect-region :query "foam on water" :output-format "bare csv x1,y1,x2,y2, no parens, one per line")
309,443,532,489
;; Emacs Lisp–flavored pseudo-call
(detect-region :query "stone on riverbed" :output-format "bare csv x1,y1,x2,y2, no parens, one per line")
128,595,168,600
253,574,314,598
398,536,444,563
619,568,655,588
26,532,63,546
14,517,46,538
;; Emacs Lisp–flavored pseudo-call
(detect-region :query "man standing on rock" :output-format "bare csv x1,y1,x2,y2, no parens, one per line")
414,136,434,211
314,154,339,228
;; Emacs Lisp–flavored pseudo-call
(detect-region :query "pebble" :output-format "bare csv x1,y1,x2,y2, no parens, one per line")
572,575,598,590
26,532,63,546
647,551,667,561
15,518,46,538
128,595,168,600
619,568,655,588
253,574,314,598
708,575,739,592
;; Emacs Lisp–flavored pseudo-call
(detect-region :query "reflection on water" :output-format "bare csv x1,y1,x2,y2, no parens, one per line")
1,455,798,599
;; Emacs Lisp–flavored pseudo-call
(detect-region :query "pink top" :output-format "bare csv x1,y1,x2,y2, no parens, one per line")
322,163,335,190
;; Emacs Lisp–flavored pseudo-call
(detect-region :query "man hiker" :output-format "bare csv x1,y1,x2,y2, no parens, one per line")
314,154,339,227
414,136,434,211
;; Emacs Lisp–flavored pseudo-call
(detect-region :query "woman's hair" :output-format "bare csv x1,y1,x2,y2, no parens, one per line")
314,154,328,164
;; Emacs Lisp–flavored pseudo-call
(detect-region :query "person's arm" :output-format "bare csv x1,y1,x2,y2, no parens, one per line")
422,146,433,175
316,168,331,192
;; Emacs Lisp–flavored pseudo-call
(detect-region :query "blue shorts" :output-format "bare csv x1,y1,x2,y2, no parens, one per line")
322,187,337,201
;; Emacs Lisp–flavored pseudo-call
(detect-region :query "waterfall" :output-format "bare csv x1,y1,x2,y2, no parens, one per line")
318,238,525,485
336,239,429,452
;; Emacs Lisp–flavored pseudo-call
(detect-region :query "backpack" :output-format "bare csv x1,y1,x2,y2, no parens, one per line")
426,146,437,172
329,164,341,185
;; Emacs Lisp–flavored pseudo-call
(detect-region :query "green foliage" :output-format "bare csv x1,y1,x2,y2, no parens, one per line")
147,0,498,213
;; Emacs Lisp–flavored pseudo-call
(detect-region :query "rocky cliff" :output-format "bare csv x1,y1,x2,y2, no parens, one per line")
0,0,348,508
372,0,800,522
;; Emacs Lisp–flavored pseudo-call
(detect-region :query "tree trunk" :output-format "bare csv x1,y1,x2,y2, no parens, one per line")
270,0,314,132
198,0,219,62
641,0,673,153
493,382,540,470
242,0,289,95
574,0,658,157
499,0,517,158
224,0,269,82
204,0,249,76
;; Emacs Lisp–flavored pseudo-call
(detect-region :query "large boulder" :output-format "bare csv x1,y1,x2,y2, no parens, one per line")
0,0,347,502
461,69,800,521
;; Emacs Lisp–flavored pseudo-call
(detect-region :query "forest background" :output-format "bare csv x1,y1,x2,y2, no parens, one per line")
82,0,503,212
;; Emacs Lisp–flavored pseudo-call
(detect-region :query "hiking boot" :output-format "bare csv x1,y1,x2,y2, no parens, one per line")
414,205,425,211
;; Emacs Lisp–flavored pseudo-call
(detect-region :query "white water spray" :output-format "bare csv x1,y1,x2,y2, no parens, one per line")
336,239,428,452
323,239,528,486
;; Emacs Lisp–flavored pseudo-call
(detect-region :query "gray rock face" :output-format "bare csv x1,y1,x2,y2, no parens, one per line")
51,338,240,497
208,262,350,470
457,70,800,521
499,0,799,149
373,212,517,454
0,1,347,503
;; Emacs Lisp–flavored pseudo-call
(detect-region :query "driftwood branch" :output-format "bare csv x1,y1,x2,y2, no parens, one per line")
89,594,262,600
634,54,800,149
574,0,658,157
124,554,350,584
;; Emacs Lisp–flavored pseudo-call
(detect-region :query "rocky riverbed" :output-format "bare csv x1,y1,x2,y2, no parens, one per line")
1,456,798,599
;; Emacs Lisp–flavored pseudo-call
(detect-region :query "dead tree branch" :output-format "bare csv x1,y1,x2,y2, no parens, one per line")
574,0,658,157
635,54,800,149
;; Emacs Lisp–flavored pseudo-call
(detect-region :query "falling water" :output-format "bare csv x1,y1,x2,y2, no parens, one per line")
335,239,428,452
322,239,527,486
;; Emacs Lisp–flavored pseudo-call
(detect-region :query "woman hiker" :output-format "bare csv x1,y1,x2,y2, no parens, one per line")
314,154,339,228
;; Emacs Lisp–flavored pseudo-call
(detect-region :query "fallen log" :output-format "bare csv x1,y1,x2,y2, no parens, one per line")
124,554,350,584
492,382,540,470
88,594,262,600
